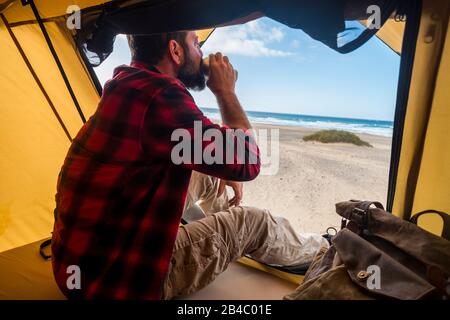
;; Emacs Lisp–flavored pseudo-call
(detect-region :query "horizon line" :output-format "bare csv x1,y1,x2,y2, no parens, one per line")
200,106,394,123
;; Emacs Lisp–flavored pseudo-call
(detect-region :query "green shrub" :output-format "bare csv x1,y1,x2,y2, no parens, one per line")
303,130,372,147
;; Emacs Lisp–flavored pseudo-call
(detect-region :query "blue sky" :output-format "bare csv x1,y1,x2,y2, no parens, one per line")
94,17,400,121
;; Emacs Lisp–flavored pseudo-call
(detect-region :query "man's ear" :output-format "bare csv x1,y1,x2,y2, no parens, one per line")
168,40,184,66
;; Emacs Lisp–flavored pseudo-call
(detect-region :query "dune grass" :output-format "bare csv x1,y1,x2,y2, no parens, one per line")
303,130,373,147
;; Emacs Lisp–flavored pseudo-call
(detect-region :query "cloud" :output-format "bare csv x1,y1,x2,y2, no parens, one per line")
202,20,294,58
290,39,300,49
245,20,284,43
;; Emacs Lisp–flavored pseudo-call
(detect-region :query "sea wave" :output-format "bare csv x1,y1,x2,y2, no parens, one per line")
202,109,393,137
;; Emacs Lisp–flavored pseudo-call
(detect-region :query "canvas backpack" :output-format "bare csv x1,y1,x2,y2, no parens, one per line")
284,200,450,300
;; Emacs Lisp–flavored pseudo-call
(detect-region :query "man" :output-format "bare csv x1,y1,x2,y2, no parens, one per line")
163,172,329,299
51,31,260,299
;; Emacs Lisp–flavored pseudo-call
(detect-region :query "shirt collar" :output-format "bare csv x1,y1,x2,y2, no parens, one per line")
130,60,161,74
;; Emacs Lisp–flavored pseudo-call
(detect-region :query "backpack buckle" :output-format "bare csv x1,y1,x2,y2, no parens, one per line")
350,207,368,228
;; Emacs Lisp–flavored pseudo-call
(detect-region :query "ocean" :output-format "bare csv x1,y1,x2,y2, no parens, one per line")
201,107,393,137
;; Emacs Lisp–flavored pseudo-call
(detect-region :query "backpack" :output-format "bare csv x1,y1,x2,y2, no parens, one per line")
284,200,450,300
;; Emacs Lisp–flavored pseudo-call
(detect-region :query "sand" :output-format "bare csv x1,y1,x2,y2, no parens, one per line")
239,123,392,235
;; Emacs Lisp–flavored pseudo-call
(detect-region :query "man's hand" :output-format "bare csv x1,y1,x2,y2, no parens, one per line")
207,52,251,130
206,52,236,96
217,179,243,207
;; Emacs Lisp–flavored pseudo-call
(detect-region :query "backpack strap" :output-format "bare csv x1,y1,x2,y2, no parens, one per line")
355,200,384,212
347,200,384,228
410,210,450,241
39,238,52,260
336,200,384,234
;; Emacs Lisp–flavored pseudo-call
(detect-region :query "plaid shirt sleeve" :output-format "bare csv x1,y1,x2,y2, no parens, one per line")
141,82,261,181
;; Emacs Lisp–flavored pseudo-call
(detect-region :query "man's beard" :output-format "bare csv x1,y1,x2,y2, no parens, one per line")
178,54,206,91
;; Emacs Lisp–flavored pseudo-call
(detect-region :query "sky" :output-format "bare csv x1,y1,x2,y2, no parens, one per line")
94,17,401,121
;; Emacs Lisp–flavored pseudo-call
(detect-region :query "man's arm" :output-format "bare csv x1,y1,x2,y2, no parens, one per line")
206,52,251,130
206,52,253,198
215,92,251,130
141,82,260,182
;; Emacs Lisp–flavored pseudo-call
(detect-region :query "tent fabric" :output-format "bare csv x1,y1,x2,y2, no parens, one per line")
375,19,405,54
409,10,450,233
0,13,99,252
359,18,405,54
1,0,115,23
0,239,65,299
391,0,450,236
362,18,405,54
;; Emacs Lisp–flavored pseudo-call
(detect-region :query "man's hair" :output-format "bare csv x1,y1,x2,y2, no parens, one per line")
127,32,189,65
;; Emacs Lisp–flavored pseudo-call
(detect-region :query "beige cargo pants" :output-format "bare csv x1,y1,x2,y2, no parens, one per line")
161,172,329,299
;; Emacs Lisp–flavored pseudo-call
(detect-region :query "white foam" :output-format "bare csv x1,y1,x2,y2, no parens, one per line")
202,111,393,137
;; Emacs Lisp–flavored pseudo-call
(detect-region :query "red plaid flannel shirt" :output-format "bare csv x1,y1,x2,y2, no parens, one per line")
51,61,260,299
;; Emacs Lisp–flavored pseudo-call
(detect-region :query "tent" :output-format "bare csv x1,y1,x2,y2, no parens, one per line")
0,0,449,299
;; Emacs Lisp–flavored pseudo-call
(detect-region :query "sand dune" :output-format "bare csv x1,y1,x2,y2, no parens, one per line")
240,123,392,235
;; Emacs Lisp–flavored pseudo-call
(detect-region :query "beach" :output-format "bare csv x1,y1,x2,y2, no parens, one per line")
239,123,392,235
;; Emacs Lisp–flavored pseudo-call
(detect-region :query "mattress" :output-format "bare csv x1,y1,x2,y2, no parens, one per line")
0,238,298,300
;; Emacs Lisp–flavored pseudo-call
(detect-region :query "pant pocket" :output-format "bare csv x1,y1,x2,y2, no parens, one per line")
165,232,229,298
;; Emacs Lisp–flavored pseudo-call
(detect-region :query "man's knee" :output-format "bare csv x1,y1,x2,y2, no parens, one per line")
236,206,271,225
221,206,273,242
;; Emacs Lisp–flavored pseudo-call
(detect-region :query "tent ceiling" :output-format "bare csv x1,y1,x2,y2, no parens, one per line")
2,0,403,55
1,0,115,22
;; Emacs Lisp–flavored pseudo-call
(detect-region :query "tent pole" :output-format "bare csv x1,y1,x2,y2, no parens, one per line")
0,13,72,142
23,0,87,124
0,0,15,13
